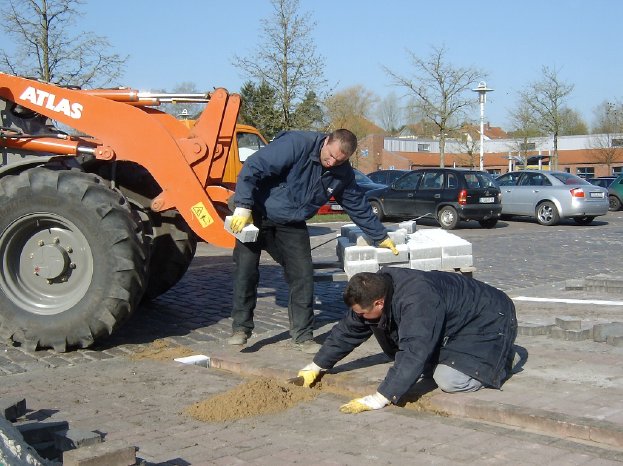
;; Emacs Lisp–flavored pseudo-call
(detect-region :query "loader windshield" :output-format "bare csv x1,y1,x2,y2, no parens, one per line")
238,132,266,162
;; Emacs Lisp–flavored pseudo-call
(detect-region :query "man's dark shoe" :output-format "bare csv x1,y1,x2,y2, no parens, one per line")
227,331,249,345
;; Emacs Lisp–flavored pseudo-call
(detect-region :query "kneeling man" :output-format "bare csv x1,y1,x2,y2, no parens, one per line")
298,267,517,413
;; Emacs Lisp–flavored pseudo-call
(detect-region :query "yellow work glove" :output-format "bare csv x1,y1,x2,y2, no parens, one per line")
339,392,390,414
230,207,252,233
297,362,323,387
378,236,398,255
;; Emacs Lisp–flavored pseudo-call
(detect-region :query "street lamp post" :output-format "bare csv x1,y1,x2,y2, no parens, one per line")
472,81,494,171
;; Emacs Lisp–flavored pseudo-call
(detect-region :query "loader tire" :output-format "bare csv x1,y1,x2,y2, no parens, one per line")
0,168,148,351
143,210,197,300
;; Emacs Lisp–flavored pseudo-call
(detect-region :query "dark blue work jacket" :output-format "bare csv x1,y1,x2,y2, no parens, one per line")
233,131,386,241
314,267,517,404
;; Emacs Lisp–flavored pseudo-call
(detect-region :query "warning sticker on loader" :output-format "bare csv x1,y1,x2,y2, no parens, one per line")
191,202,214,228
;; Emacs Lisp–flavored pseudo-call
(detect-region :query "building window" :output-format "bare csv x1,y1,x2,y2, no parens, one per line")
576,167,594,179
519,142,536,151
613,167,623,175
612,139,623,147
417,143,430,152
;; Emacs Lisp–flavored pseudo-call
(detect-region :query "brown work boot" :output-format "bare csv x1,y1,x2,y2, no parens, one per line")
295,339,321,354
227,331,249,345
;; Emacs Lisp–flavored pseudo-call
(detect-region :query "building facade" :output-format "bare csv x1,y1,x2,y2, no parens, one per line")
355,133,623,178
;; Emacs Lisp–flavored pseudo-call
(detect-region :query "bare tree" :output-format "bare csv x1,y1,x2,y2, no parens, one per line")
233,0,326,131
589,101,623,173
384,45,483,167
324,85,378,139
559,108,588,135
455,134,479,169
592,100,623,134
155,82,205,119
0,0,126,87
506,100,544,166
376,91,404,134
589,134,623,174
518,66,574,170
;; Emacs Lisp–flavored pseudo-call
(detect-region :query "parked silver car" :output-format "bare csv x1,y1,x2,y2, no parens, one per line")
496,170,609,226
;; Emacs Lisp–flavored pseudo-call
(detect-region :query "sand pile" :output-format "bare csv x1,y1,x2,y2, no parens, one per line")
130,339,196,361
184,376,319,422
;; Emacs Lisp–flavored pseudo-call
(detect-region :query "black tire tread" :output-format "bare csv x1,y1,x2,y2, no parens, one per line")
0,168,148,351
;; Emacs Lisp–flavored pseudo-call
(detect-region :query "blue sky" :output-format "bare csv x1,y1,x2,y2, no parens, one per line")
2,0,621,130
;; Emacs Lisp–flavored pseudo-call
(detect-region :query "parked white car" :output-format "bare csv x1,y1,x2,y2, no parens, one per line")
496,170,609,226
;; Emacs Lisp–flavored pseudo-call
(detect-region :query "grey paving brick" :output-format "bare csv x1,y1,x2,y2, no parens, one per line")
593,322,623,342
0,397,26,421
550,327,592,341
555,316,582,331
518,323,554,336
607,335,623,347
54,428,102,452
62,439,136,466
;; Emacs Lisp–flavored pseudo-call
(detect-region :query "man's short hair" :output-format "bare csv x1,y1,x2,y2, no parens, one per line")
328,129,357,157
343,272,388,308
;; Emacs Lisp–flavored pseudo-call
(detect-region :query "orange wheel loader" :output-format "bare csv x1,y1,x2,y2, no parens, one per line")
0,73,266,351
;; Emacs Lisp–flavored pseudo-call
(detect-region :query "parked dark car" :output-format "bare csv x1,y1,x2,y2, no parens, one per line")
587,176,617,189
608,173,623,211
365,168,502,229
317,168,386,215
366,169,409,185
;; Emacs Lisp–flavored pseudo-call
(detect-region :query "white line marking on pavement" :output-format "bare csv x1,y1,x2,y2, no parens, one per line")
513,296,623,306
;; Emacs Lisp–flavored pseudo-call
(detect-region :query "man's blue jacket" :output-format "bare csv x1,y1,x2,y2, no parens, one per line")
314,267,517,404
234,130,386,241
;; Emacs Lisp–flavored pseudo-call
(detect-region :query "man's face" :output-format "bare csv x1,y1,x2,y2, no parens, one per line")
351,298,385,320
320,138,349,168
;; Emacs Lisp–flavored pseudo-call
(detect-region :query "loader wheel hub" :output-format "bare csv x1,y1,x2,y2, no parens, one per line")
31,244,70,280
0,212,93,315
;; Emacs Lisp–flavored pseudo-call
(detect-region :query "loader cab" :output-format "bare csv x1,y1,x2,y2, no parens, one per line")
221,124,267,185
177,118,267,186
237,127,266,162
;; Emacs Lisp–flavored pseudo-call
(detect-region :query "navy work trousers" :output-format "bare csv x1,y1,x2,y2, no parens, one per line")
231,217,314,343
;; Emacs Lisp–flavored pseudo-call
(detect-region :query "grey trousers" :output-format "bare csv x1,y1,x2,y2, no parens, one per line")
433,364,484,393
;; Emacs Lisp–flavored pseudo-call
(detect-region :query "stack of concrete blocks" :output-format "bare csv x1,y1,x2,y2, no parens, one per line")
337,221,473,279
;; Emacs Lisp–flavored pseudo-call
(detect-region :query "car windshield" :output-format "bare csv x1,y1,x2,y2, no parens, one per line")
354,169,373,184
496,172,521,186
464,172,498,188
551,173,592,185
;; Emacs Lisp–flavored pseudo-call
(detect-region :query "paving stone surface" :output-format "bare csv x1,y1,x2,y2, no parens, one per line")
1,212,623,464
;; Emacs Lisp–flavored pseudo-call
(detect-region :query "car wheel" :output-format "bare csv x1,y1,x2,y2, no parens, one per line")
536,201,560,226
609,195,622,211
369,201,384,221
478,218,498,229
438,206,459,230
573,216,595,225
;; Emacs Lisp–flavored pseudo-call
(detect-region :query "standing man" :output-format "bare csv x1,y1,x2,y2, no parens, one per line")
298,267,517,411
228,129,398,353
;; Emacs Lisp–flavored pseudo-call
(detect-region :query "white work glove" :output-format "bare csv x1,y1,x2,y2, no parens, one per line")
339,392,390,414
230,207,252,233
378,236,398,255
297,362,323,387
